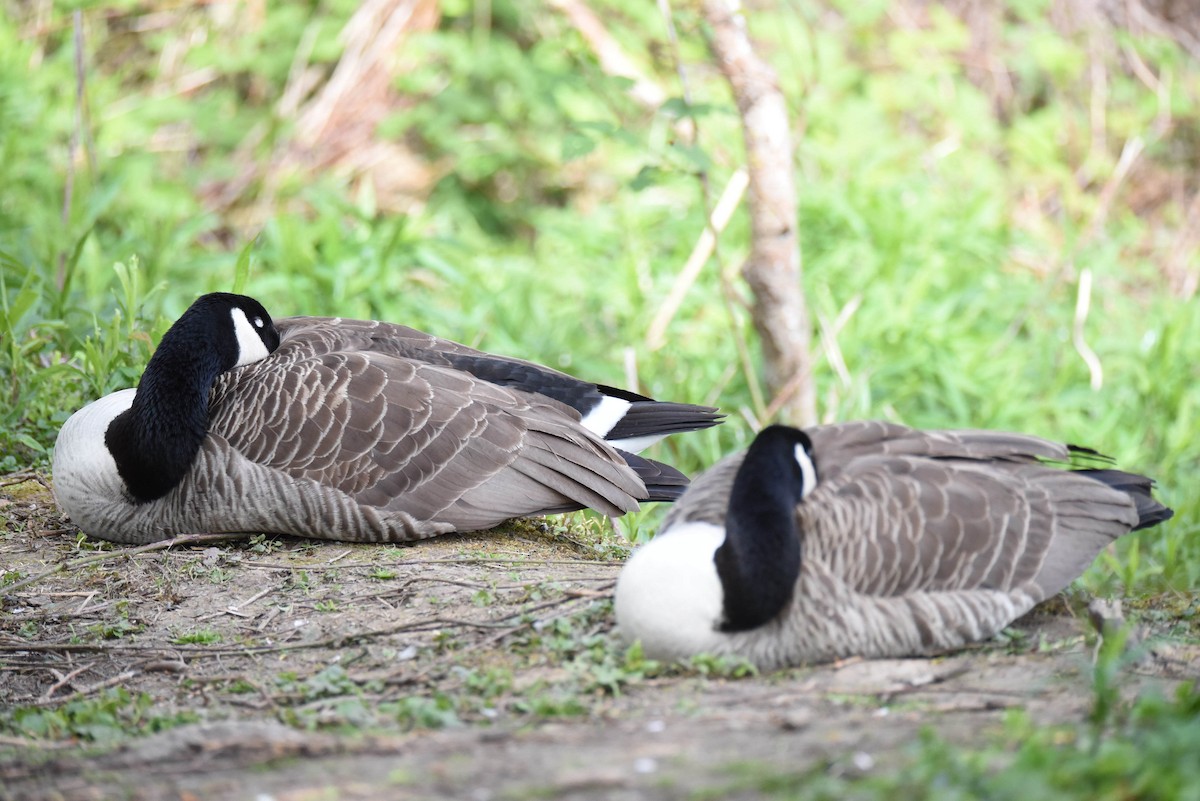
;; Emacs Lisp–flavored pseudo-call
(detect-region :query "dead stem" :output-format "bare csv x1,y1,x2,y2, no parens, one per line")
0,472,47,488
0,733,79,749
11,668,141,707
39,660,100,701
235,556,624,572
0,588,602,661
646,169,749,351
2,533,245,596
1072,268,1104,391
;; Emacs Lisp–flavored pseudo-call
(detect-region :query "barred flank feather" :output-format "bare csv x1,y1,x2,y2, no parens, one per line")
54,298,718,544
617,421,1172,670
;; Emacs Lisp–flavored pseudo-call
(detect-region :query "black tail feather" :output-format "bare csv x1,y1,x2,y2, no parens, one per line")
619,449,691,503
1065,444,1117,466
597,386,724,442
1078,469,1175,531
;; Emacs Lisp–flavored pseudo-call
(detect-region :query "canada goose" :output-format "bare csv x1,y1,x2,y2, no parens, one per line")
52,293,722,544
614,421,1173,669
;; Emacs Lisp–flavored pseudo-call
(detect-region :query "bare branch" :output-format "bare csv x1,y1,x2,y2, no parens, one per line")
547,0,668,109
702,0,817,426
647,168,749,350
2,533,242,595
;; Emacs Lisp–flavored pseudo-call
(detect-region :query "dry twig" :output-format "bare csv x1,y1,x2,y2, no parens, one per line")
547,0,668,109
646,169,749,351
237,556,624,572
2,533,243,596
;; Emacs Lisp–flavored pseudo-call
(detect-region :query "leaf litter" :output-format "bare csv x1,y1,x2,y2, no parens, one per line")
1,477,1196,800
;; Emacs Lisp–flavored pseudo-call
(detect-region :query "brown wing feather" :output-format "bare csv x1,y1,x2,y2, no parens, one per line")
663,421,1135,601
806,420,1069,474
800,422,1135,598
206,322,648,532
275,316,595,388
801,455,1055,595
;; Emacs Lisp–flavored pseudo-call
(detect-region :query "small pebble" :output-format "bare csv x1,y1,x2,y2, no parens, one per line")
633,757,657,775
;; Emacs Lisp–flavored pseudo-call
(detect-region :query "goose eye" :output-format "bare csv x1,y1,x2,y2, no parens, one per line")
252,316,264,329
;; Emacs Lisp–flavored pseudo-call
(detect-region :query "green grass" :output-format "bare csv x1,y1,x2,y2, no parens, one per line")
698,682,1200,801
0,0,1196,714
171,627,223,645
1,688,198,744
2,0,1194,587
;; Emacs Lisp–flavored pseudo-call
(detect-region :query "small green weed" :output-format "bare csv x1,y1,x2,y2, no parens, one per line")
246,534,285,555
685,652,758,679
457,665,513,701
432,630,461,651
289,570,313,592
510,690,588,718
282,665,363,701
385,694,462,730
698,683,1200,800
1,689,197,743
88,617,141,640
206,567,233,584
171,628,222,645
224,679,257,695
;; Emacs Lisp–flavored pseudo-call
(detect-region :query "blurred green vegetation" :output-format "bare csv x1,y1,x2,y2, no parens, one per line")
704,682,1200,801
0,0,1197,592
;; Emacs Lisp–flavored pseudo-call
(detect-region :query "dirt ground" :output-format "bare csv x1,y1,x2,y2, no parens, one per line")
1,475,1197,801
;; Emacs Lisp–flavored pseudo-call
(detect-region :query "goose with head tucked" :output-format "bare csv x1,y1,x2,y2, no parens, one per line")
614,421,1173,669
52,293,723,544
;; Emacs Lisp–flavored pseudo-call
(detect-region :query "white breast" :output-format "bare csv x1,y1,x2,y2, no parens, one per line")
614,521,728,660
52,389,138,535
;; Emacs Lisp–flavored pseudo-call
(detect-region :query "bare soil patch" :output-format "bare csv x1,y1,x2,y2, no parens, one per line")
1,476,1197,801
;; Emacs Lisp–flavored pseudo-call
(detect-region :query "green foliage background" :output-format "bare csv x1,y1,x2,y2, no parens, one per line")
1,0,1197,591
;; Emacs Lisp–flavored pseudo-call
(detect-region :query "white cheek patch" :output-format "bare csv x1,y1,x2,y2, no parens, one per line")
794,443,818,498
230,307,272,367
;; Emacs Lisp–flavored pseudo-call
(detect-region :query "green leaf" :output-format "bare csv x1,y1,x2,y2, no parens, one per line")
629,165,665,191
561,131,596,161
13,433,47,455
233,238,257,295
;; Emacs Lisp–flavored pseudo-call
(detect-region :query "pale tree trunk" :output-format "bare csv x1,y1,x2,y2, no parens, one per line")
702,0,817,427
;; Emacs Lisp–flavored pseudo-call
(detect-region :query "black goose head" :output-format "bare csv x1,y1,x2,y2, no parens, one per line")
106,293,281,503
174,292,280,372
221,292,281,367
715,424,817,632
137,293,280,392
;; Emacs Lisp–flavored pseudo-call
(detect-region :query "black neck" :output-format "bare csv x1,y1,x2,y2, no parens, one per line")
714,427,808,632
105,319,229,503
